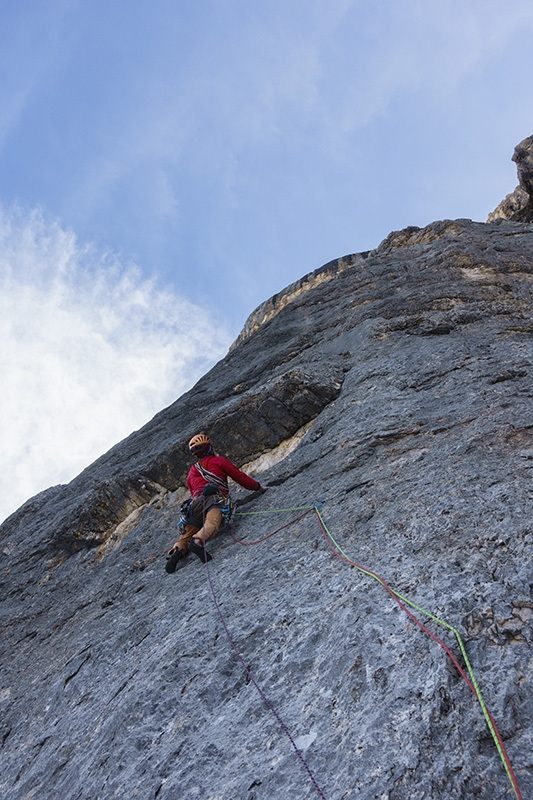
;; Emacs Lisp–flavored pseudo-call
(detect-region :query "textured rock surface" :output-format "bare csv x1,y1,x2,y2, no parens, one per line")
488,135,533,223
1,218,533,799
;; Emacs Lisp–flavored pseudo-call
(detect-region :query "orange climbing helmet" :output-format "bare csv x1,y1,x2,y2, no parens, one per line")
188,433,211,454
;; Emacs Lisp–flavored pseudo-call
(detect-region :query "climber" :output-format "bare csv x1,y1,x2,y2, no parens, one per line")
165,433,267,571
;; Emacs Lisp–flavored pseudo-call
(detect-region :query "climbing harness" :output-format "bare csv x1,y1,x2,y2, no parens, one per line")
176,488,236,539
197,501,523,800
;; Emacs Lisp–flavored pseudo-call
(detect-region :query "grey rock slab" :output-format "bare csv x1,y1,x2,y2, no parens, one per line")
488,134,533,223
1,217,533,799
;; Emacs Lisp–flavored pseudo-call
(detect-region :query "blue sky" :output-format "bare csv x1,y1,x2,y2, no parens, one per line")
1,0,533,521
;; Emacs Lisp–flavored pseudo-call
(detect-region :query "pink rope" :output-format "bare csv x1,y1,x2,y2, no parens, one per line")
229,508,313,546
199,499,522,800
199,502,327,799
313,511,523,800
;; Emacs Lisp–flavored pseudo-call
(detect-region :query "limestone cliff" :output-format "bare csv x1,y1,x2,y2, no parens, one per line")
488,135,533,223
1,212,533,797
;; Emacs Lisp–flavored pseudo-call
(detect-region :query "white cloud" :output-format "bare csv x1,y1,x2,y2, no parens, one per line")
0,205,231,523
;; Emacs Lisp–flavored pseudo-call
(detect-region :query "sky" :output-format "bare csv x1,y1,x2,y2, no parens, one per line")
1,0,533,523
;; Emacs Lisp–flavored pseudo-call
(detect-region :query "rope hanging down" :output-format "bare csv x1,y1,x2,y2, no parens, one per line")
199,508,327,800
201,501,522,800
312,505,523,800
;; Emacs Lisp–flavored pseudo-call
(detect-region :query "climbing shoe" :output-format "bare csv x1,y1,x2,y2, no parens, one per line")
165,548,186,573
188,540,212,563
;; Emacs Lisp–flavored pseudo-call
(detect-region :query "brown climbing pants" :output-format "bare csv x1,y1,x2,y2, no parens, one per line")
175,507,223,553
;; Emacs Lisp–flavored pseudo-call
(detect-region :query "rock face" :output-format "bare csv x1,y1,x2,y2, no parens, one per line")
1,217,533,800
488,135,533,223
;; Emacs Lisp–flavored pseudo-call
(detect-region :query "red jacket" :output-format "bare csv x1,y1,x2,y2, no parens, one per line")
187,454,261,498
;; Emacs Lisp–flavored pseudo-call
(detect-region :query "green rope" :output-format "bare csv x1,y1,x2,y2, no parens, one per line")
313,505,522,800
236,506,316,515
228,498,520,796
